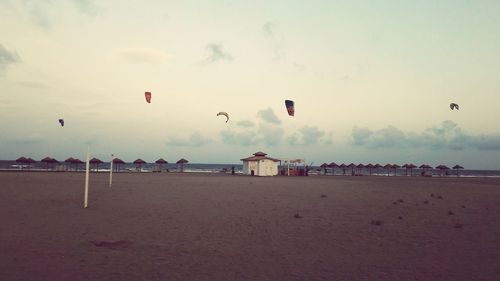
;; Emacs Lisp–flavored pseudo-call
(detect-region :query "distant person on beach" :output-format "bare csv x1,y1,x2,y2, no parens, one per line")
231,165,235,175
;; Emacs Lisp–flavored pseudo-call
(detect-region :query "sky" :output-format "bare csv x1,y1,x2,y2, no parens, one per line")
1,0,500,169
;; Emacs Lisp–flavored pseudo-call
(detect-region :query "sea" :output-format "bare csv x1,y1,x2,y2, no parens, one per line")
1,160,500,178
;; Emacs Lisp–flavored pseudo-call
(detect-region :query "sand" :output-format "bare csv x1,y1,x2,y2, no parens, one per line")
0,171,499,281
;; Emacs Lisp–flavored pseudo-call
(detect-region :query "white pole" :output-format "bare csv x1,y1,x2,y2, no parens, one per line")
109,154,114,187
83,146,90,208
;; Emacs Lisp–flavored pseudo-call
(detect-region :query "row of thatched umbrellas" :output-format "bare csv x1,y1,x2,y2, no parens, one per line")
15,156,190,171
319,162,465,176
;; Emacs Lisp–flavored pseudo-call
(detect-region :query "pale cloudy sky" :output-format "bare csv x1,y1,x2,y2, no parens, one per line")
1,0,500,169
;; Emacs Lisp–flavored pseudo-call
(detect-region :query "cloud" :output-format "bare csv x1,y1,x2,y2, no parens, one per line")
166,133,213,147
236,120,255,128
257,108,281,125
14,81,51,89
262,21,286,61
114,48,170,64
204,43,233,63
72,0,98,16
220,123,284,147
0,44,21,72
351,120,500,150
287,126,326,145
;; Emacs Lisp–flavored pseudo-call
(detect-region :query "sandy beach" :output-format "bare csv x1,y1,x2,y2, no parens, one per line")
0,171,499,281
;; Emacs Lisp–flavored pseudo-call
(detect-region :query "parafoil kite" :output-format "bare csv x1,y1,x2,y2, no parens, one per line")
217,112,229,123
450,103,459,110
58,119,64,127
285,100,295,116
145,92,152,103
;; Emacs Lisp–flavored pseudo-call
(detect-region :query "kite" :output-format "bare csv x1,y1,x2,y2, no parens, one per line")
58,119,64,127
217,112,229,123
285,100,295,116
450,103,459,110
145,92,152,103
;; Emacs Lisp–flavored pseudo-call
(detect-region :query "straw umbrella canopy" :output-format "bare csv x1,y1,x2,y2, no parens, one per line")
356,163,365,175
72,158,84,171
155,158,168,171
347,163,356,175
133,159,147,170
41,157,58,170
436,165,450,176
112,158,125,171
176,158,189,172
402,164,409,175
24,157,37,170
373,164,382,175
15,156,28,164
419,164,431,176
365,163,374,175
328,162,338,175
339,163,347,175
89,158,103,171
392,164,401,176
320,163,328,175
383,164,392,176
452,165,464,176
64,157,75,171
407,164,417,176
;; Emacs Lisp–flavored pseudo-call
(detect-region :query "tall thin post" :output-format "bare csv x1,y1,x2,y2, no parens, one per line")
84,146,90,208
109,154,114,187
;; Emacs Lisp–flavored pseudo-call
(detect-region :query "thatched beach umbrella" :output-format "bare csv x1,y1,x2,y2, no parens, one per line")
328,162,338,175
452,165,464,176
356,163,365,176
402,164,409,175
436,165,450,176
64,157,75,171
89,158,103,171
25,157,37,169
383,164,392,176
407,164,417,176
155,158,168,171
347,163,356,175
419,164,431,176
112,158,125,172
365,163,374,175
72,158,84,171
176,158,189,172
373,164,382,175
133,159,147,171
41,157,58,170
320,163,328,175
339,163,347,175
392,164,401,176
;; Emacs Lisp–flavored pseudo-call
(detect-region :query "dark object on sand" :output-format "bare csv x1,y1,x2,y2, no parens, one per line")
397,199,404,203
91,240,133,250
437,196,443,200
448,211,454,215
430,193,435,197
370,220,382,226
454,223,463,229
398,216,403,220
423,200,429,204
320,194,327,198
294,213,302,218
462,205,466,208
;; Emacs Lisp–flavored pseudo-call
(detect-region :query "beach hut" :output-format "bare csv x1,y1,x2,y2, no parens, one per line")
133,159,147,171
155,158,168,172
328,162,338,176
89,158,103,171
240,152,279,176
176,158,189,172
452,165,464,176
112,158,125,172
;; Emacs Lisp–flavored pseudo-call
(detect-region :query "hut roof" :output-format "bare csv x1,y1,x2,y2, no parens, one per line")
240,152,279,162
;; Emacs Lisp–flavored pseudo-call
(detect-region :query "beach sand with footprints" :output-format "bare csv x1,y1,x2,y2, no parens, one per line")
1,172,499,281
